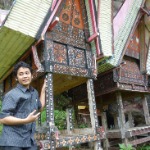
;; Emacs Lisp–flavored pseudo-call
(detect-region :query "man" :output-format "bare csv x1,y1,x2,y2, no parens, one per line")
0,61,46,150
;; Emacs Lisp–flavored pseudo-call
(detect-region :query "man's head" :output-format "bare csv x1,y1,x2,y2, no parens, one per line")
13,61,33,88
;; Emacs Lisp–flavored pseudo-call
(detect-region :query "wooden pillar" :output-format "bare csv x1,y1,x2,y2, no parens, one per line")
87,79,103,150
46,73,56,150
128,112,134,128
142,95,150,125
66,108,73,134
113,114,119,129
116,92,128,145
66,108,74,150
101,112,109,150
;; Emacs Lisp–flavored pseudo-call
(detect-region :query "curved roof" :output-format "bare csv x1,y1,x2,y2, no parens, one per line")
0,0,52,81
97,0,145,73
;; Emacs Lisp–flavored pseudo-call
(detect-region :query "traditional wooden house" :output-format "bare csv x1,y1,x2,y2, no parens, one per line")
0,0,102,150
0,0,150,150
71,0,150,149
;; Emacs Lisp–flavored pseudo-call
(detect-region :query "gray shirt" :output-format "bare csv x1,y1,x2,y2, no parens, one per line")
0,83,41,147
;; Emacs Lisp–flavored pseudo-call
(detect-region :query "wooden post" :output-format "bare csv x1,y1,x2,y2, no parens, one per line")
66,108,73,150
113,114,119,129
87,79,103,150
101,112,109,150
128,112,134,128
116,92,128,145
142,95,150,125
46,73,56,150
66,108,73,134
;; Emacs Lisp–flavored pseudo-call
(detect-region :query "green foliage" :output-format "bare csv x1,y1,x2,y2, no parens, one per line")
137,144,150,150
40,92,72,130
41,108,46,123
54,110,66,130
78,123,88,128
0,0,14,9
41,109,67,130
119,144,134,150
0,124,2,135
54,93,71,110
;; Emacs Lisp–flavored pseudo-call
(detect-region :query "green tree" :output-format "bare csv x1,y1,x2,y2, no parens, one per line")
0,0,14,9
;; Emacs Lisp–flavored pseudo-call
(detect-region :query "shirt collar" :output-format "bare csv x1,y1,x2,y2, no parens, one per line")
17,83,34,93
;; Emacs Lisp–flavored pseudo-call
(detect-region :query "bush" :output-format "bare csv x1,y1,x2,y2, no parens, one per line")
137,144,150,150
119,144,134,150
41,109,67,130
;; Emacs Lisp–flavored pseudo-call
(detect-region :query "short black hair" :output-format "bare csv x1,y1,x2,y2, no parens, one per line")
13,61,33,76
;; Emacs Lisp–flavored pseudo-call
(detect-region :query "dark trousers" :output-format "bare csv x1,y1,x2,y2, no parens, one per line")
0,145,37,150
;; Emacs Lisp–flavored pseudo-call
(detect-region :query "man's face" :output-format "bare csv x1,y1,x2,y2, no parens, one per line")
16,67,32,88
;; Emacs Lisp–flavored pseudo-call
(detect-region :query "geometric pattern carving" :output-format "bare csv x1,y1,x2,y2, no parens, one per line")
68,46,86,67
44,0,95,78
52,43,67,64
44,39,94,77
53,64,88,77
113,57,149,92
36,134,102,149
45,73,55,150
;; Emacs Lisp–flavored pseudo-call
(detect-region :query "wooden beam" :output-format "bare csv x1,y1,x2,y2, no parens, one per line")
107,130,121,139
102,112,110,150
87,79,103,150
140,7,150,15
51,0,57,11
32,46,44,72
88,0,101,56
41,0,62,37
116,92,127,143
129,136,150,145
126,126,150,137
88,32,99,42
128,112,134,128
142,95,150,125
48,17,59,31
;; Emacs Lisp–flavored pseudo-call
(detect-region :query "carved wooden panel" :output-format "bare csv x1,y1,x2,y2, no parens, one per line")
45,38,94,77
48,0,89,49
125,28,140,59
94,72,117,96
68,46,86,67
52,43,67,64
44,0,95,77
113,57,148,92
59,0,84,29
46,22,86,49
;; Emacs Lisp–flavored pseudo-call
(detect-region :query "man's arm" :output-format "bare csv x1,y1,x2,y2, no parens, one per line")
0,110,40,125
39,79,46,111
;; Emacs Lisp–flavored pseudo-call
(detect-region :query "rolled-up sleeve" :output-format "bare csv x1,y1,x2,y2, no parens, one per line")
0,93,17,119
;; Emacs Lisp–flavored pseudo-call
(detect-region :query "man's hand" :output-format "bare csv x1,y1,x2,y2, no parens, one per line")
0,110,40,125
25,110,40,123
